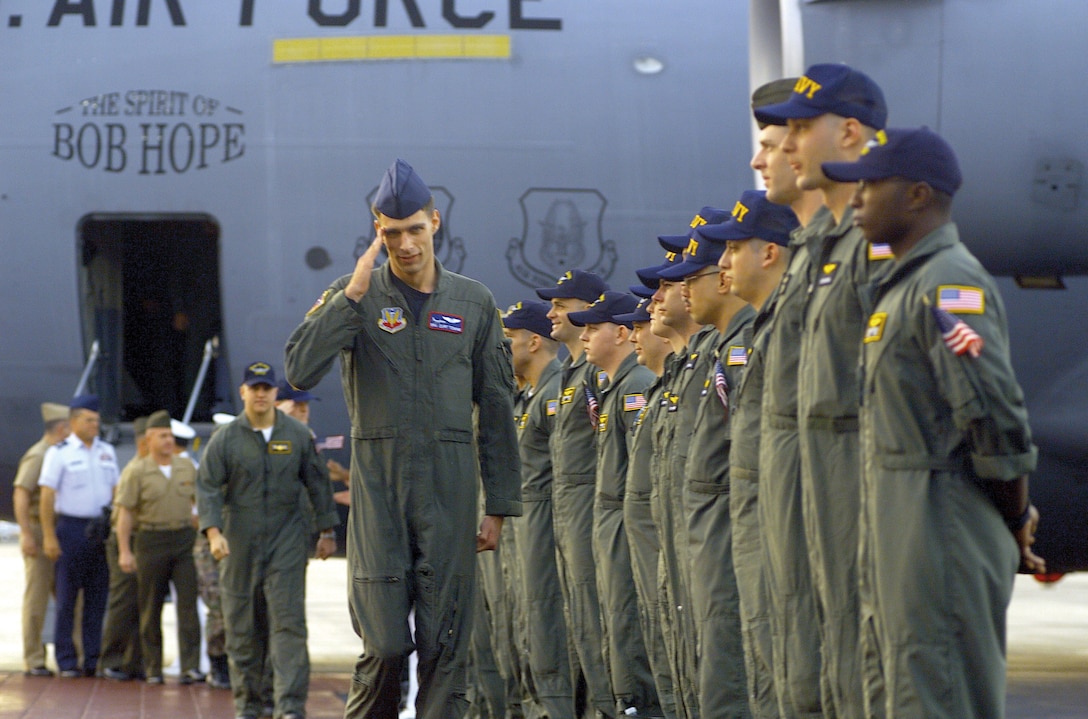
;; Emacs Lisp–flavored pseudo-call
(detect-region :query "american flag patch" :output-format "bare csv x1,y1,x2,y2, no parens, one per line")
937,285,984,314
318,435,345,451
726,345,748,366
546,399,558,416
624,393,646,412
868,243,893,260
931,305,984,358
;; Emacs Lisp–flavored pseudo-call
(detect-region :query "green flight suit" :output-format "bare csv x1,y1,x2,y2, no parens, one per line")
284,262,522,719
513,360,575,719
685,308,755,719
859,223,1035,719
625,374,677,719
728,307,779,719
594,352,658,715
196,410,338,719
550,352,614,717
654,326,718,719
759,210,826,719
797,209,894,719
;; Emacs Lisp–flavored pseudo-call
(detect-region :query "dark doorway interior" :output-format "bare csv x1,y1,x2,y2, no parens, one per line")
78,215,226,423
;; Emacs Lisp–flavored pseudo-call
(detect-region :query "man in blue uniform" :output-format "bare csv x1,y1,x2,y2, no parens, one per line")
285,160,521,719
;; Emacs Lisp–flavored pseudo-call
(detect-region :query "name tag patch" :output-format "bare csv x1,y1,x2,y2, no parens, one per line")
598,414,609,433
428,312,464,333
818,262,839,287
268,441,293,455
864,313,887,344
560,387,576,405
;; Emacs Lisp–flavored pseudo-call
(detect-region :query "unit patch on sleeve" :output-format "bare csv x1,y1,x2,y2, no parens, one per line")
726,345,748,366
268,441,293,455
428,312,464,333
623,393,646,412
306,289,332,317
546,399,558,416
863,313,887,344
936,285,985,314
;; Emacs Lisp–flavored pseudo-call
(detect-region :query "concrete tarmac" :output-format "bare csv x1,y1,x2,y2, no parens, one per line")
0,527,1085,717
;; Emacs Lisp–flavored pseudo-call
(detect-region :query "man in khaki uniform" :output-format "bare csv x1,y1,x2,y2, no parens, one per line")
101,415,148,681
823,126,1044,719
116,410,203,684
12,402,71,676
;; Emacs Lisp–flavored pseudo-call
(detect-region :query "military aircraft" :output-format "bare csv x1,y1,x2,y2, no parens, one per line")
1,0,1084,572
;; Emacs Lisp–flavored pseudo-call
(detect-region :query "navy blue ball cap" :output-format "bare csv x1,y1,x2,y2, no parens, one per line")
70,394,99,412
535,270,610,303
657,234,688,253
821,126,963,197
629,283,655,299
567,291,640,328
373,158,433,220
695,190,800,247
502,300,554,338
753,64,887,130
278,380,318,402
658,223,730,280
635,247,683,289
243,361,277,387
614,296,653,324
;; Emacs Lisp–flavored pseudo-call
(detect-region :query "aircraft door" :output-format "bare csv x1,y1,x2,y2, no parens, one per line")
77,214,226,424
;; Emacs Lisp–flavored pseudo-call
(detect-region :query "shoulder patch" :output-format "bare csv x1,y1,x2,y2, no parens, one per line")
864,312,887,343
306,289,333,317
546,399,558,416
726,345,748,366
936,285,985,314
868,243,894,261
623,393,646,412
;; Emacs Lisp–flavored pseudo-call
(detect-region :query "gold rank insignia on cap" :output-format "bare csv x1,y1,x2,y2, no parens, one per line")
268,440,293,455
860,129,889,156
793,74,822,99
864,312,887,343
731,201,750,222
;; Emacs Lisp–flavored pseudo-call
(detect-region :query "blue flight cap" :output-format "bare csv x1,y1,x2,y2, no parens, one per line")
635,247,683,289
696,190,800,247
822,126,963,197
752,77,799,128
373,158,433,219
243,361,277,387
278,380,318,402
658,227,729,280
567,291,640,329
614,296,653,324
502,300,554,338
535,270,610,303
70,394,99,412
754,64,887,130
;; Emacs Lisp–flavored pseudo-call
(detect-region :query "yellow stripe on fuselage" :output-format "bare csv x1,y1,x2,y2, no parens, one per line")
273,34,511,63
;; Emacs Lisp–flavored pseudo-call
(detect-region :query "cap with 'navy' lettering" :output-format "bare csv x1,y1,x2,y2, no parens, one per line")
535,270,609,303
754,64,887,130
695,190,800,247
567,292,641,329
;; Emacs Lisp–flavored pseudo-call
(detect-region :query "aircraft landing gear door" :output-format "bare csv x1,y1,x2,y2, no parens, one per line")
77,214,225,424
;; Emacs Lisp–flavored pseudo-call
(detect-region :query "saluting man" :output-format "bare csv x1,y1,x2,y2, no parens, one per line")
823,127,1043,719
285,159,521,719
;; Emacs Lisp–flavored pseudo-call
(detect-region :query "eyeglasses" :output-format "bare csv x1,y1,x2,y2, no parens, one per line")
681,269,720,287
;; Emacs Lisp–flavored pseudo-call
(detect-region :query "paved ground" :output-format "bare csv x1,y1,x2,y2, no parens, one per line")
0,527,1085,718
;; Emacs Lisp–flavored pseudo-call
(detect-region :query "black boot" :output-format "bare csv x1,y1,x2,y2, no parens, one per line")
207,655,231,690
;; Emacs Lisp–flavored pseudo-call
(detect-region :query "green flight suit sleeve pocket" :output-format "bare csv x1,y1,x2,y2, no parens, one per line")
436,428,472,443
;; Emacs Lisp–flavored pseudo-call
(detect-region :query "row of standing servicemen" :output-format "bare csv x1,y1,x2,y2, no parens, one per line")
466,64,1040,719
